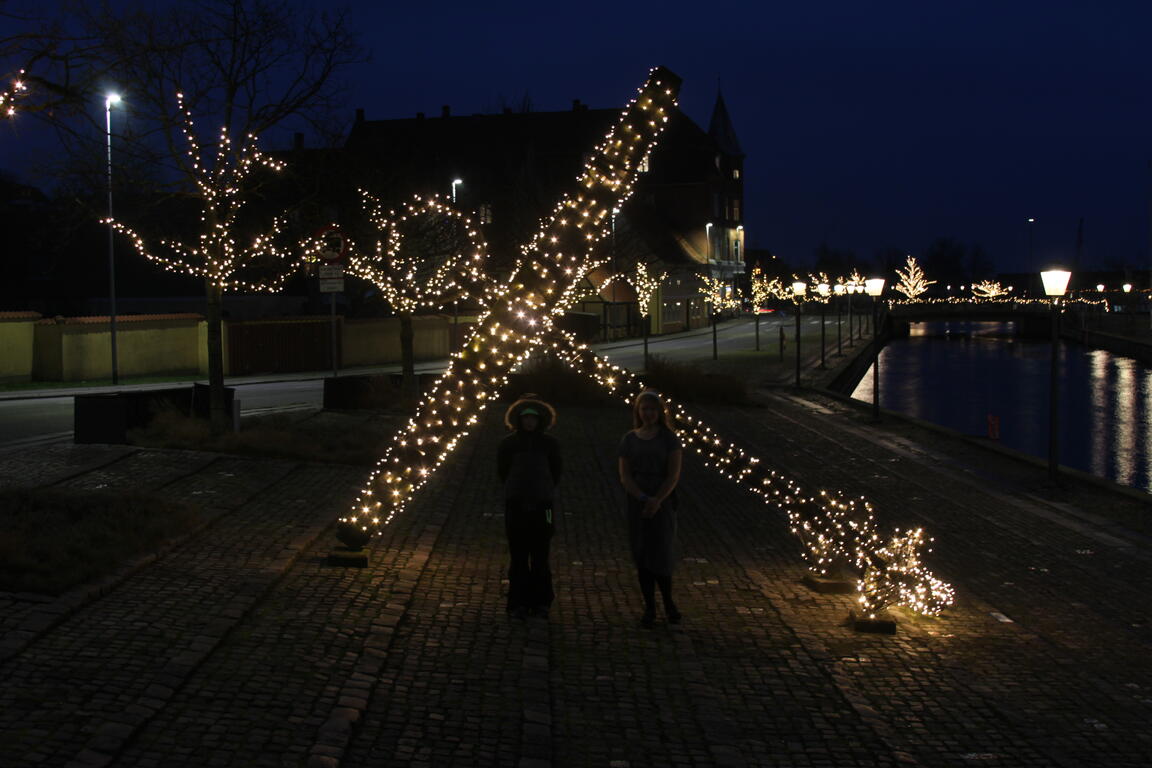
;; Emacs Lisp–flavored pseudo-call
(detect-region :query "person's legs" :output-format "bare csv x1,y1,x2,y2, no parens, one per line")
505,501,530,615
656,574,680,623
527,504,555,613
638,567,656,626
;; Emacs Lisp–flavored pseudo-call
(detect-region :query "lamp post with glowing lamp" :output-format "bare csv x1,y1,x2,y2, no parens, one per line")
451,178,462,204
865,278,886,421
106,93,122,385
1041,268,1071,481
817,282,830,368
792,281,806,387
833,283,845,355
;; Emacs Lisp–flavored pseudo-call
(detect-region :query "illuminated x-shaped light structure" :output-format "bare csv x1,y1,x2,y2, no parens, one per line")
344,66,954,618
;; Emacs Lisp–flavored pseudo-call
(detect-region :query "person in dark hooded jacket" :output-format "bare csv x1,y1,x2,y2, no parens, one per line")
497,394,562,619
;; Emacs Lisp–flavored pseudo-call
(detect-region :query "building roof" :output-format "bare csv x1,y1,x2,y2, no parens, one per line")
707,90,744,159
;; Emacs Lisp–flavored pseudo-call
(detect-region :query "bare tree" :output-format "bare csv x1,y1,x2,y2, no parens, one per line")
54,0,364,432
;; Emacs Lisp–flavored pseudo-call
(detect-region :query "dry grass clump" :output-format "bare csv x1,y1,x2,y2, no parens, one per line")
0,488,203,595
128,409,400,466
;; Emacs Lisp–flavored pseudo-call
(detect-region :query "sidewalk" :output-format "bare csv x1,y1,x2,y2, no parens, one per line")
1,390,1150,767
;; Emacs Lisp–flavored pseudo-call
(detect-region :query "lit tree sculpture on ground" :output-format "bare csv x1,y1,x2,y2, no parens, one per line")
894,255,936,300
341,66,953,619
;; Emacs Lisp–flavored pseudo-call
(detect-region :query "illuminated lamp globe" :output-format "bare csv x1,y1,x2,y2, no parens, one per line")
1122,283,1132,293
864,278,885,297
1096,283,1105,292
791,281,807,297
817,282,830,297
834,284,846,296
1040,269,1072,297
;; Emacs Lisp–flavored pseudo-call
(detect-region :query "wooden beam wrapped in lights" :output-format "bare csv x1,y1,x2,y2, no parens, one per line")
344,65,681,530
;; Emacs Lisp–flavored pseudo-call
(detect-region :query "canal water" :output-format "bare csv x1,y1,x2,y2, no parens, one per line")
851,321,1152,494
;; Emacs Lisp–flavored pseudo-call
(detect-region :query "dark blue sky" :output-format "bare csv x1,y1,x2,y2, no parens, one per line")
4,0,1151,275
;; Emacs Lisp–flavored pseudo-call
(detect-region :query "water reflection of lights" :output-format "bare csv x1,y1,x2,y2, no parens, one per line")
1113,357,1137,486
855,330,1152,493
1089,350,1107,479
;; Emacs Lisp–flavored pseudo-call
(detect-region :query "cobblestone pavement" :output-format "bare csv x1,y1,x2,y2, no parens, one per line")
1,389,1150,767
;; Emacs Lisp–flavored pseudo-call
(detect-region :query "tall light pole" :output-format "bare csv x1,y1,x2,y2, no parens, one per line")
1027,217,1036,279
833,283,845,355
792,281,806,387
1041,268,1071,482
817,282,830,368
106,93,122,385
865,278,886,420
451,178,462,204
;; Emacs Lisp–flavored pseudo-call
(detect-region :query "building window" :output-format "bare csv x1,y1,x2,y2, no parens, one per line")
733,239,740,262
731,198,741,221
732,168,741,180
479,203,493,223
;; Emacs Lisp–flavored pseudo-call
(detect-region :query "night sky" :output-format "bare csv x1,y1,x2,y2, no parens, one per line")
3,0,1151,275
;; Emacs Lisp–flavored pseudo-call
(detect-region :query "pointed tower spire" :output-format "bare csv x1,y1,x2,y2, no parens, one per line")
708,89,744,158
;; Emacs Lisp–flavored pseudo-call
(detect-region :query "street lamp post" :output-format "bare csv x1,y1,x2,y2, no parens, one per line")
817,282,830,368
834,283,845,355
865,278,886,420
1027,217,1036,276
106,93,121,385
451,178,463,204
845,284,855,347
1041,268,1071,482
792,281,806,387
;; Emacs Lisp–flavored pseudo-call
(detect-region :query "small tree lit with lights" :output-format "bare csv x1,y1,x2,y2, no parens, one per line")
893,256,936,300
971,280,1010,299
110,93,313,430
325,191,494,390
604,261,666,366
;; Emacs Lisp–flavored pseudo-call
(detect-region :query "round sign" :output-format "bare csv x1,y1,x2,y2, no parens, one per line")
316,225,348,263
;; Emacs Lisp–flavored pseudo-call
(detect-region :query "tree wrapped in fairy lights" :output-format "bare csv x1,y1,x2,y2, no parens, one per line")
110,93,313,429
341,66,954,619
603,261,667,365
971,280,1010,299
894,256,936,300
307,191,495,389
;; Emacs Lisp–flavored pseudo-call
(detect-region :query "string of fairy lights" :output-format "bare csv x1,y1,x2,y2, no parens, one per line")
543,328,954,617
335,66,953,619
601,261,668,317
1,70,27,117
109,91,309,292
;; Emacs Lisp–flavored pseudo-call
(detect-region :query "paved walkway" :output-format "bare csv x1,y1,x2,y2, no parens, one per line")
1,391,1151,767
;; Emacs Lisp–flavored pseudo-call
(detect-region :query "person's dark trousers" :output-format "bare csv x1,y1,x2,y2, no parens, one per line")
504,499,555,612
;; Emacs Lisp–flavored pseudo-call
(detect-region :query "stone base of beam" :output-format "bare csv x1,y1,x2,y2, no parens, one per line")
326,549,368,568
802,574,857,594
850,609,897,634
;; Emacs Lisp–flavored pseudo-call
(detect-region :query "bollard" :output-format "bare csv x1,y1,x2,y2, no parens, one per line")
779,326,786,361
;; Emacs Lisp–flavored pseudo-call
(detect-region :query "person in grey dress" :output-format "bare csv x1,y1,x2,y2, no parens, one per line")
618,390,684,627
